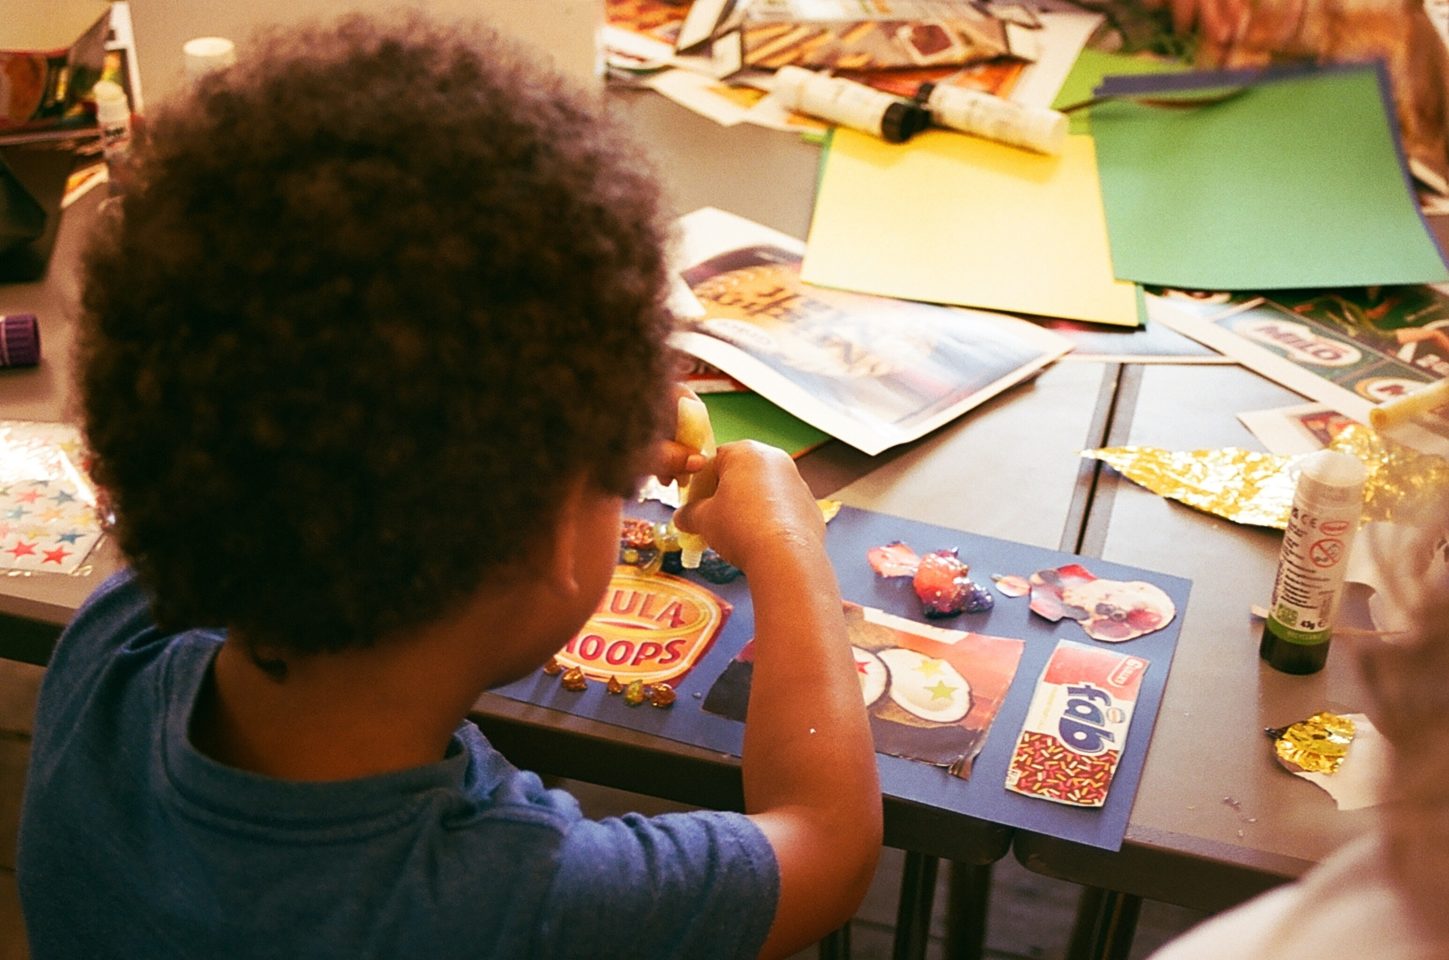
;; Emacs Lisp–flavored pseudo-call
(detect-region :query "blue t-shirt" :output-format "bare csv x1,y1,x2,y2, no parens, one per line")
18,570,779,959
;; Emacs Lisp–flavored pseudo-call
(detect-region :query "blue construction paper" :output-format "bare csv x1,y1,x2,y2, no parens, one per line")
492,504,1190,852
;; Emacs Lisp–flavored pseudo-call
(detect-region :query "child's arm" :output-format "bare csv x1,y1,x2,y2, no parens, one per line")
674,441,882,958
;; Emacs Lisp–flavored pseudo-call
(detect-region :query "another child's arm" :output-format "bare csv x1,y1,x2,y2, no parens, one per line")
674,441,882,959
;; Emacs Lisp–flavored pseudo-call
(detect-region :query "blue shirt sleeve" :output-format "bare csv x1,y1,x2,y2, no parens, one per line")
537,808,779,960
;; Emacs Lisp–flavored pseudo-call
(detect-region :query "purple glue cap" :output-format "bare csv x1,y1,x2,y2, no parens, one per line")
0,313,41,368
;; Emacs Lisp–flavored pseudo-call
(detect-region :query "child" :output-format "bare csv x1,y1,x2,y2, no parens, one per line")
1147,517,1449,960
17,14,881,959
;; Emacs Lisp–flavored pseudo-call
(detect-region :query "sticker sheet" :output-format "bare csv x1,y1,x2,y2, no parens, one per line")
0,421,104,575
493,503,1191,852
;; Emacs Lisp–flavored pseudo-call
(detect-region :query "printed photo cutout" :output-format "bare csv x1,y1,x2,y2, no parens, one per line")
548,566,731,692
867,541,994,618
704,601,1025,778
1027,563,1175,642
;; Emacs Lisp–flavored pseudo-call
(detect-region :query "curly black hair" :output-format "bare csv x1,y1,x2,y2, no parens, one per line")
76,13,674,653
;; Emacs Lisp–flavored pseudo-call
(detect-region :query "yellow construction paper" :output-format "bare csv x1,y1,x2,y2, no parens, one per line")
801,129,1141,328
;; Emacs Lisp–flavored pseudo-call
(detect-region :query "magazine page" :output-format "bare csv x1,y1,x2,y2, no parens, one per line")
1152,286,1449,454
671,207,1072,455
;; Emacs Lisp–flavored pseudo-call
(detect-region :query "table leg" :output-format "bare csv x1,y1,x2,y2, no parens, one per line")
942,860,992,960
817,923,851,960
1066,887,1141,960
892,851,940,960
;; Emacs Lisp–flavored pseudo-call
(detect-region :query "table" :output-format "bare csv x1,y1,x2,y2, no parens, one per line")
0,90,1383,960
1013,363,1379,959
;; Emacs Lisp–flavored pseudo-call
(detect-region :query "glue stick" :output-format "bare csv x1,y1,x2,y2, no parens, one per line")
1259,450,1366,675
92,80,133,196
916,82,1067,155
772,66,929,144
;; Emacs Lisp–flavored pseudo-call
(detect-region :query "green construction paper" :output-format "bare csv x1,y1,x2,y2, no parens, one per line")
1051,49,1188,135
701,392,828,457
1091,66,1449,291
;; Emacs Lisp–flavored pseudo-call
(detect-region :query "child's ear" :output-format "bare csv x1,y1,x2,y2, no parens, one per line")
544,479,587,599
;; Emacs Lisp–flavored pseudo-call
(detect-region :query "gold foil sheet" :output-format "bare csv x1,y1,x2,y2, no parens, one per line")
1084,425,1449,530
1082,446,1296,528
1327,425,1449,525
1268,711,1356,775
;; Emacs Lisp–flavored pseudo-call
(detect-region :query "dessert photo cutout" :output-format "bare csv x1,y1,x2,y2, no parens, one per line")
704,601,1024,778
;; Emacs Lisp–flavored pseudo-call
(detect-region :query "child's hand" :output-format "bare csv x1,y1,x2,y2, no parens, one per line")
649,438,707,488
646,384,709,487
673,440,823,573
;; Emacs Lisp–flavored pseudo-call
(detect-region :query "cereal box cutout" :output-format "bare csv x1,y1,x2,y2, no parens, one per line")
555,566,731,685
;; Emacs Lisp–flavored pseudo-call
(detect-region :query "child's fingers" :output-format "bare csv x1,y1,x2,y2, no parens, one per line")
649,439,706,486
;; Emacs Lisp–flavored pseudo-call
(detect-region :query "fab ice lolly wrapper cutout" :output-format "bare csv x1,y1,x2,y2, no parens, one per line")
1005,639,1149,808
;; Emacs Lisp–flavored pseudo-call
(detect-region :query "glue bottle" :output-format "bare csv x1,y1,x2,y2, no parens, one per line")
92,80,133,196
1259,450,1366,675
772,66,929,144
915,82,1068,155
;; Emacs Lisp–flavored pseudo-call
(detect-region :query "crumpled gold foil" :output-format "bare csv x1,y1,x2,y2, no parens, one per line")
1327,425,1449,525
1267,711,1356,775
1084,426,1449,530
1082,446,1295,528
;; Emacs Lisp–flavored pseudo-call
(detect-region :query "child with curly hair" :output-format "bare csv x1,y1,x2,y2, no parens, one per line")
17,13,880,959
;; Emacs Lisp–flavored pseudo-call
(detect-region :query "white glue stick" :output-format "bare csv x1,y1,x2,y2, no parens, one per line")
674,395,718,569
916,82,1068,155
772,66,929,143
1259,450,1366,675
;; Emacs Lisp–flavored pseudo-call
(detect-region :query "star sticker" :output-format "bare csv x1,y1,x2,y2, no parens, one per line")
915,658,945,678
7,540,37,559
35,508,65,524
55,531,85,544
50,490,77,505
5,507,27,521
925,680,958,703
15,489,44,504
41,546,71,565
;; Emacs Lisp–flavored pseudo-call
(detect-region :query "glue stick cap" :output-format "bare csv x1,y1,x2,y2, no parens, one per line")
183,36,237,79
915,81,938,103
92,80,129,126
1293,450,1366,507
883,100,930,143
0,314,41,368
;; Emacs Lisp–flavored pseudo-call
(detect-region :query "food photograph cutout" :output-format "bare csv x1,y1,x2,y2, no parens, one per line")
492,502,1191,851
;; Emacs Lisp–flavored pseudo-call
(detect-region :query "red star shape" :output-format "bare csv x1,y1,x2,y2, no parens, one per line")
42,546,71,565
15,490,43,504
7,540,37,558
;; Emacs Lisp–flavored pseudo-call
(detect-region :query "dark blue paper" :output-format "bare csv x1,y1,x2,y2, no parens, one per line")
492,504,1191,851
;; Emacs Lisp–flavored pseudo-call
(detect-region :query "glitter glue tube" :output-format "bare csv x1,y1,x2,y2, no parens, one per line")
1260,450,1367,675
771,66,929,144
0,314,41,368
916,82,1068,155
674,395,718,569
